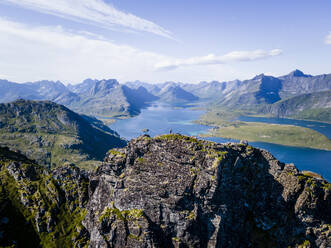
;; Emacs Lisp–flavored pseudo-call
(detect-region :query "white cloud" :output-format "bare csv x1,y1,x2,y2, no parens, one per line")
155,49,282,71
3,0,173,39
0,18,284,84
0,18,170,83
325,32,331,45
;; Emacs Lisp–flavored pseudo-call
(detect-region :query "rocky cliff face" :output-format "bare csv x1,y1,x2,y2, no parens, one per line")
0,146,90,247
1,134,330,247
85,134,330,248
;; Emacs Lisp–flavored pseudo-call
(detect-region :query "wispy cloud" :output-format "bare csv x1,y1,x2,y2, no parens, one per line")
325,32,331,45
0,18,170,83
155,49,282,71
3,0,173,39
0,18,284,84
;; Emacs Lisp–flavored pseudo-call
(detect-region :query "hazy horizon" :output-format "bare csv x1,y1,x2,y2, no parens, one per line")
0,68,329,86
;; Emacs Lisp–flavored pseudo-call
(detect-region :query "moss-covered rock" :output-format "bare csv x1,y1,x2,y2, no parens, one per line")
0,147,89,247
84,134,331,248
1,134,330,247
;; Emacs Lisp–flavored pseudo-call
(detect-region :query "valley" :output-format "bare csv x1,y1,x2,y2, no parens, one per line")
1,69,331,179
1,1,330,247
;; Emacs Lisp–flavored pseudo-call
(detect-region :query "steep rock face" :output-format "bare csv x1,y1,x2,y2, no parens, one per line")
0,135,330,247
0,147,90,247
84,134,330,248
279,70,331,99
215,74,283,108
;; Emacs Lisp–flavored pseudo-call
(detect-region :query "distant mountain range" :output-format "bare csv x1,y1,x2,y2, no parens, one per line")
68,79,158,117
125,81,199,103
261,90,331,121
0,69,330,122
0,79,158,118
125,70,331,122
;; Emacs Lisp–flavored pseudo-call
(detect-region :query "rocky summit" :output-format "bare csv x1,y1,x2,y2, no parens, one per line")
0,134,330,247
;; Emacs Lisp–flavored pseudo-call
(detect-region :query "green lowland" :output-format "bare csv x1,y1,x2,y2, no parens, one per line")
197,110,331,150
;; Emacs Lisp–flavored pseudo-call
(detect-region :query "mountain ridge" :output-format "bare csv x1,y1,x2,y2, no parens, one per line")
0,99,126,168
1,70,330,121
0,134,330,247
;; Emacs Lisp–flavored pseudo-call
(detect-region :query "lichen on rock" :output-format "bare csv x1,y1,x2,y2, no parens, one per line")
0,134,330,247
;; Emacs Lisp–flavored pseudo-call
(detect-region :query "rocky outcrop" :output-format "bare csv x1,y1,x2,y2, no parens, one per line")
85,134,330,248
0,134,330,247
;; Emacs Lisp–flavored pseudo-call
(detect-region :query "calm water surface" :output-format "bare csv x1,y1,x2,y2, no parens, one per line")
110,103,331,181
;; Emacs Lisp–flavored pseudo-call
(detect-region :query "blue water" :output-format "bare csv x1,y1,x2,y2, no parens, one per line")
110,103,331,181
110,103,210,140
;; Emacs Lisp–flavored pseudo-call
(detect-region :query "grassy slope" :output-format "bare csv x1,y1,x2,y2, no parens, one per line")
291,108,331,123
198,111,331,151
0,147,89,247
0,100,126,170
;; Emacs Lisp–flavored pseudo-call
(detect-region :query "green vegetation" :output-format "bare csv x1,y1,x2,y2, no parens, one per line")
136,157,145,163
198,111,331,150
99,203,144,223
172,237,180,242
98,204,145,242
195,109,244,126
298,240,311,248
0,100,126,170
301,171,324,179
292,108,331,123
322,182,331,191
108,149,126,157
157,133,200,142
156,134,205,149
0,147,89,247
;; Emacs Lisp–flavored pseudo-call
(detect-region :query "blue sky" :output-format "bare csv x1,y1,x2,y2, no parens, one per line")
0,0,330,84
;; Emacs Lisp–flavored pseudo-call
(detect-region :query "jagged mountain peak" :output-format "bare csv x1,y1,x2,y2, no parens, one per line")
251,73,279,81
155,84,199,103
288,69,310,77
252,73,265,80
